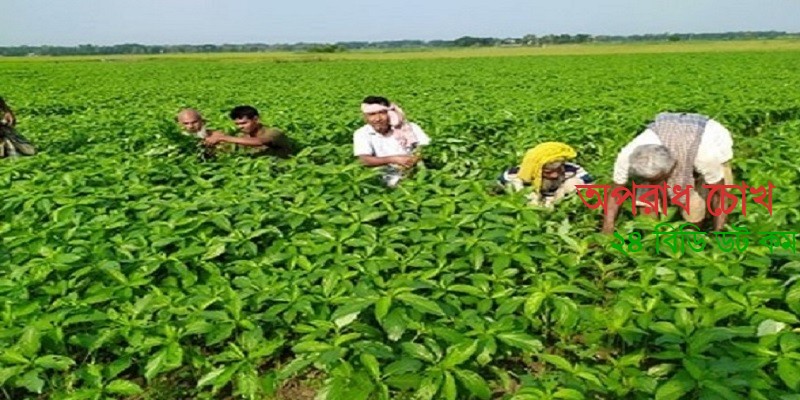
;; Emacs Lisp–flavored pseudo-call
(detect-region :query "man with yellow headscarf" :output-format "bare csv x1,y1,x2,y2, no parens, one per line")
497,142,593,207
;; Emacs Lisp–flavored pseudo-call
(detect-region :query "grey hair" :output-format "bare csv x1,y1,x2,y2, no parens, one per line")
543,160,565,170
628,144,675,180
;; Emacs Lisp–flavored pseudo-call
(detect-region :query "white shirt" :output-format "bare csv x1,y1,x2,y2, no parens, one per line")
612,119,733,185
353,123,431,157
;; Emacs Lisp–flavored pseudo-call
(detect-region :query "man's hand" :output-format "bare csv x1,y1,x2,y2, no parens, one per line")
392,155,418,169
2,112,15,127
203,132,227,146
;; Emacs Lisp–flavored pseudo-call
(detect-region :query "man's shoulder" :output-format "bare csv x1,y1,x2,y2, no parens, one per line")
354,125,375,138
257,126,285,138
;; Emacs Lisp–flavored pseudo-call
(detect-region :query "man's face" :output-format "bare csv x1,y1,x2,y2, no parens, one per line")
541,165,565,192
234,116,260,135
364,110,390,133
178,113,204,133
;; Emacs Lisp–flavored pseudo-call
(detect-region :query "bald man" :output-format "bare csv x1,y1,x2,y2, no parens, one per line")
176,108,220,139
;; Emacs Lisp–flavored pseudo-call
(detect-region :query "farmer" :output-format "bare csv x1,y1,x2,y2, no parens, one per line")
0,97,36,158
601,112,734,234
498,142,593,207
353,96,431,187
203,105,293,158
176,108,219,139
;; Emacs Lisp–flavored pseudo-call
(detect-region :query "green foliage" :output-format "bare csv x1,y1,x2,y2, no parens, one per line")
2,50,800,399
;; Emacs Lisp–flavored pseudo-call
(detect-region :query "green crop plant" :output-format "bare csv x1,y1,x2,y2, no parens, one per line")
1,50,800,399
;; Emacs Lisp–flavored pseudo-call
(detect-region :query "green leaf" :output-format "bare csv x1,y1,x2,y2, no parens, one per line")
524,292,547,316
453,369,491,400
540,354,573,372
780,333,800,353
382,308,407,342
554,388,585,400
401,342,436,363
18,326,41,358
144,344,182,382
383,358,423,377
235,370,259,398
202,242,227,260
293,341,334,353
757,319,788,337
144,350,167,382
198,366,235,389
415,372,442,400
0,366,24,386
778,358,800,391
655,371,695,400
277,356,314,380
650,321,684,337
786,282,800,315
702,380,741,400
395,293,445,316
105,379,144,395
442,371,457,400
34,355,75,371
360,353,381,380
756,309,799,324
442,340,478,369
496,333,543,353
374,296,392,323
0,350,30,365
18,370,45,394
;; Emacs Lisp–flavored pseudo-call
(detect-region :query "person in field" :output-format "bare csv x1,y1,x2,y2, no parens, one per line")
353,96,431,187
203,105,293,158
601,112,735,234
175,108,222,139
498,142,594,207
0,97,36,158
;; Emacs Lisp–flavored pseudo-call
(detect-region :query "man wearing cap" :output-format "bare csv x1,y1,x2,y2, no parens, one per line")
498,142,594,207
204,105,293,158
353,96,431,187
601,112,735,234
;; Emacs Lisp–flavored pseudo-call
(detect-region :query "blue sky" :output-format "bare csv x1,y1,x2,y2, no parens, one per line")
1,0,799,46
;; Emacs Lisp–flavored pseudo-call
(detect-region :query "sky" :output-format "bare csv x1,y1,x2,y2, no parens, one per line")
1,0,799,46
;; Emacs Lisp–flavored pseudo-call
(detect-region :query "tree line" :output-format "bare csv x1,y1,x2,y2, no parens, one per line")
1,31,796,57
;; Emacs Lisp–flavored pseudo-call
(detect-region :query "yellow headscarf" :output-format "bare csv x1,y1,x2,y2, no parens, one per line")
517,142,577,191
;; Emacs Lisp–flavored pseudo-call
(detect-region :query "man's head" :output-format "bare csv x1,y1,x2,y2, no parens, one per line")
361,96,391,134
229,105,261,135
541,160,566,192
176,108,205,133
628,144,676,183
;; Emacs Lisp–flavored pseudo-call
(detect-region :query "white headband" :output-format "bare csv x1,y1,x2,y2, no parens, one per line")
361,103,390,114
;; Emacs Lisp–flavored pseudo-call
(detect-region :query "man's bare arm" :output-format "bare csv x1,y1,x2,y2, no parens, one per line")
216,134,268,147
601,183,625,234
709,178,727,231
358,155,415,168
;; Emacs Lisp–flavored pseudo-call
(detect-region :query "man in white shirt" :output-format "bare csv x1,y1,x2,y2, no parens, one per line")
601,112,734,234
353,96,431,187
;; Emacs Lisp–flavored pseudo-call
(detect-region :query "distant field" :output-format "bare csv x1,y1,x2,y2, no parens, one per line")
2,39,800,63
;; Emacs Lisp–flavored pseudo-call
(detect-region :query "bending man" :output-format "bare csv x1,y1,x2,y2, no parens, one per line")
601,112,734,234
